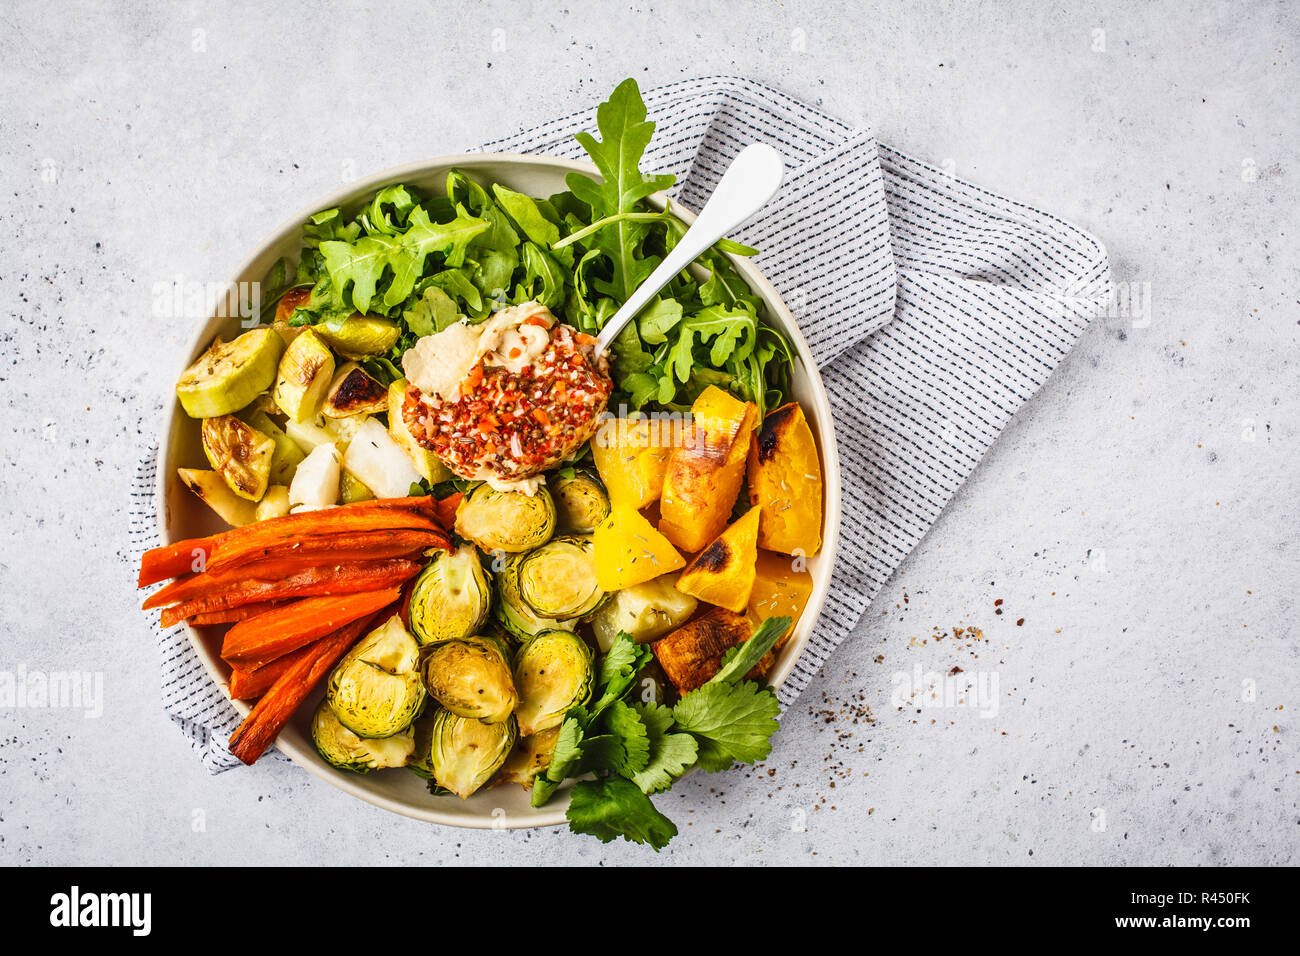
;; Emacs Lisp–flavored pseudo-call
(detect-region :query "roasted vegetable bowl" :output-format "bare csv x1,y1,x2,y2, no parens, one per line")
144,79,841,847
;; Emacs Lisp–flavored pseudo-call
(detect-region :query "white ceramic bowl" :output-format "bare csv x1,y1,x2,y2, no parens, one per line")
158,154,842,828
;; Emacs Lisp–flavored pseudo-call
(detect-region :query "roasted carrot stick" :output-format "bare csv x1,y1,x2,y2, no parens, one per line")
433,492,462,529
221,587,402,671
227,614,377,764
226,638,321,701
185,601,284,627
202,528,446,576
142,529,444,610
137,534,221,587
137,497,438,588
161,559,420,627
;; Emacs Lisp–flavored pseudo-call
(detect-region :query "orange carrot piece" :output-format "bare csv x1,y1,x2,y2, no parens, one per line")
184,601,284,627
227,615,376,764
221,587,402,671
137,497,436,588
137,535,220,587
142,529,444,610
160,559,420,627
202,528,445,576
433,492,462,529
226,638,321,701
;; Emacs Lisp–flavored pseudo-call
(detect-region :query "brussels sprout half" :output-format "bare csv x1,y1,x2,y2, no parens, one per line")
311,700,416,774
493,552,578,641
407,545,492,645
552,470,611,533
517,535,607,619
454,483,556,554
326,614,426,738
513,629,594,736
430,709,518,800
493,727,561,789
418,633,517,724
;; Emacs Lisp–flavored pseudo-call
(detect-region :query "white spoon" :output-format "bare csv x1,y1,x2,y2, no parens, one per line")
593,143,785,355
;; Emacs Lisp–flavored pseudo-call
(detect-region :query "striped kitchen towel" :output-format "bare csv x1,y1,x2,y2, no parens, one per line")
131,74,1109,770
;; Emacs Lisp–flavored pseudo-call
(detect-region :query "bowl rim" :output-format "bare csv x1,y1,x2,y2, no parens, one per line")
157,151,843,828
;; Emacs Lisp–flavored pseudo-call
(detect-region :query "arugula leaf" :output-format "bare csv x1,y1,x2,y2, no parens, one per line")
672,679,781,772
566,777,677,850
630,701,698,794
638,297,683,345
513,242,567,310
565,78,675,302
318,204,489,314
402,285,460,336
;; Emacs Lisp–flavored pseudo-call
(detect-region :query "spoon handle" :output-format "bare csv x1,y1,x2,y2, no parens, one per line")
593,143,784,355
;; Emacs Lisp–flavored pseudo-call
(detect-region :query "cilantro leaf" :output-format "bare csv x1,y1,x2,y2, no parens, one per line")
590,633,653,717
672,680,781,772
531,709,587,808
603,700,650,775
630,701,698,794
710,615,792,686
566,777,677,850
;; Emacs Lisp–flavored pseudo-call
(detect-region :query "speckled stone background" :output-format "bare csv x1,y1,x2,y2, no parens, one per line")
1,0,1295,865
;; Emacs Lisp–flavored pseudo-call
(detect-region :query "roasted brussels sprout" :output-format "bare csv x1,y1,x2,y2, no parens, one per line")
492,727,560,789
407,545,491,645
454,483,556,554
513,629,594,736
494,552,577,641
418,633,517,723
429,709,518,799
517,535,606,620
552,470,611,533
326,614,426,738
405,709,438,779
311,700,415,773
589,571,698,652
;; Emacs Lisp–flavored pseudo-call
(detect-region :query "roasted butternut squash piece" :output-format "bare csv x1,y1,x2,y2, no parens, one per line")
592,417,674,509
593,502,685,591
747,549,814,646
747,402,823,556
675,506,760,613
658,386,756,552
651,606,773,693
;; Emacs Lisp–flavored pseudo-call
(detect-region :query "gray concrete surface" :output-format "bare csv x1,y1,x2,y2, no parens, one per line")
0,0,1295,866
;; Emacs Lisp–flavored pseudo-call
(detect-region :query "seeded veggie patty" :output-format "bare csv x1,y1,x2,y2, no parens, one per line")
403,323,612,482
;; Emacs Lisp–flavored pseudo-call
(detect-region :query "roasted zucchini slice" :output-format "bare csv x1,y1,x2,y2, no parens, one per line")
322,362,388,418
273,327,335,423
588,571,698,652
201,414,276,501
175,327,284,419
